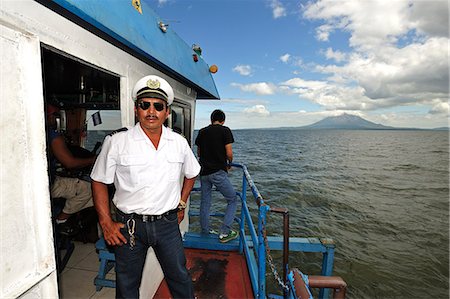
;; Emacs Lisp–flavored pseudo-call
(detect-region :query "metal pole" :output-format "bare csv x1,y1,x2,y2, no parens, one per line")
270,207,289,298
258,205,268,298
283,210,289,298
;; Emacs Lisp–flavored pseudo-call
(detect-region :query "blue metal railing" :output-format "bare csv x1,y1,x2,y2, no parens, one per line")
186,163,337,299
94,162,339,297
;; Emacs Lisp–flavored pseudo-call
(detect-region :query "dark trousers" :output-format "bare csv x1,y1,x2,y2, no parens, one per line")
114,211,193,299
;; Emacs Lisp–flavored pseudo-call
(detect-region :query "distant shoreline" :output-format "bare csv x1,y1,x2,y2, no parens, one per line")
196,127,450,131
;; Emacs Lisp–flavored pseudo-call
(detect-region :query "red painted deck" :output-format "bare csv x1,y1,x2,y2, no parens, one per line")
153,248,254,298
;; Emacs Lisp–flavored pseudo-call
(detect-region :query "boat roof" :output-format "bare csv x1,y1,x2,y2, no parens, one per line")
41,0,220,100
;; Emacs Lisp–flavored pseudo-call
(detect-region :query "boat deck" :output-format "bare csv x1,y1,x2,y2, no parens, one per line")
58,240,253,298
154,248,253,298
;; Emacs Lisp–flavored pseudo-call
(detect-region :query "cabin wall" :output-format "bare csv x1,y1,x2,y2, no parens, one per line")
1,1,198,297
0,22,58,298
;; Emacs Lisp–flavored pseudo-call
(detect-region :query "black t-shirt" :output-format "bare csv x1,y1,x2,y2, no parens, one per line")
195,124,234,176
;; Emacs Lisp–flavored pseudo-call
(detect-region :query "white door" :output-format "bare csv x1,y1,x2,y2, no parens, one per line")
0,24,58,298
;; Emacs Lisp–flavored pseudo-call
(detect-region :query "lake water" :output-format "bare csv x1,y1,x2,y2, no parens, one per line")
88,128,449,298
224,129,449,299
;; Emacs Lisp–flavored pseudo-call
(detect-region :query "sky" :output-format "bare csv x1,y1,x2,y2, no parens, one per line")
149,0,449,130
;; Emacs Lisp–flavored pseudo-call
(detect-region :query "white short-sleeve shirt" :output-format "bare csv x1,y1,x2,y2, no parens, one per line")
91,124,200,215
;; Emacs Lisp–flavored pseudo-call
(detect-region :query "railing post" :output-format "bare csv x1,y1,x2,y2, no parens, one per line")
258,204,269,298
319,238,335,299
239,169,247,254
283,210,289,298
270,207,290,298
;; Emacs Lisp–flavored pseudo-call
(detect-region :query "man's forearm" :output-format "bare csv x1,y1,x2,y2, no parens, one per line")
92,180,127,245
225,143,233,163
180,177,197,203
91,180,112,225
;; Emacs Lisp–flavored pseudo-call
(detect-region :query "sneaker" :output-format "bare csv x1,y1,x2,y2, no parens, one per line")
201,229,219,235
219,230,238,243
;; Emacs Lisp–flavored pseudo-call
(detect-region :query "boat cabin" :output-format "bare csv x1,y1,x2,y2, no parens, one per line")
1,0,218,297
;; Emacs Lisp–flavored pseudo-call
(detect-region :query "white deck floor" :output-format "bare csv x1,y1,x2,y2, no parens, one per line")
59,241,115,299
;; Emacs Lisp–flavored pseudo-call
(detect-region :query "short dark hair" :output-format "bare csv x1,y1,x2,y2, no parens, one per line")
211,109,225,122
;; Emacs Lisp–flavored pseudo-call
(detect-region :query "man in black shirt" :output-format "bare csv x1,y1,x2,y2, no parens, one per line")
195,110,238,243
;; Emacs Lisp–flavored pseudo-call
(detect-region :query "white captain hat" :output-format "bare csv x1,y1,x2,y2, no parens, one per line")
132,75,174,106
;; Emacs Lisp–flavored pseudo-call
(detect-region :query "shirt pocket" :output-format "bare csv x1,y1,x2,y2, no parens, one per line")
167,153,184,181
118,155,147,185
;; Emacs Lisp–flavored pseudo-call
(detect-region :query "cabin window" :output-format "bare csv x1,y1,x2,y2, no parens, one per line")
41,46,120,109
170,101,192,144
85,110,121,151
41,45,121,149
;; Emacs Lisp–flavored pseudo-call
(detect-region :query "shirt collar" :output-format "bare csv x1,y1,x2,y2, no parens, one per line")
132,123,174,142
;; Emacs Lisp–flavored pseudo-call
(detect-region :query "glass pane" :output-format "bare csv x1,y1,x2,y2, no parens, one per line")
85,110,121,151
171,105,184,134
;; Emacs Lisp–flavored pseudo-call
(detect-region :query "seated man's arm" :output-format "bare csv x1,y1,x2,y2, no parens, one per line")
51,135,96,169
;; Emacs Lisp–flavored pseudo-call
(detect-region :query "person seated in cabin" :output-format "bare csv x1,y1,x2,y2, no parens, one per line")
46,103,97,235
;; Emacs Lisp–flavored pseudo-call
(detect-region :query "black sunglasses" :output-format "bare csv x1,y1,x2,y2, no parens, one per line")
137,101,166,112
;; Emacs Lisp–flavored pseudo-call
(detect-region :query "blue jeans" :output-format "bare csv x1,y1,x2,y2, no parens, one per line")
200,170,237,235
114,211,193,299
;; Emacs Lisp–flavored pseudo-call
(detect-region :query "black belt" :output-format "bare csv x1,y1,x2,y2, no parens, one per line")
117,208,178,222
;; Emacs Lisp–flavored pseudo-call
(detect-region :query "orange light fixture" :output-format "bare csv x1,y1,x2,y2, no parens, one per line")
209,65,218,73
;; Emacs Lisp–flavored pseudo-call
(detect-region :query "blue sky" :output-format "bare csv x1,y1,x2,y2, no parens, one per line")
150,0,449,129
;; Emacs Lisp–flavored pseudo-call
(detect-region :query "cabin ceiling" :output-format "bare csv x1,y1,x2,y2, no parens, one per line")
41,47,120,110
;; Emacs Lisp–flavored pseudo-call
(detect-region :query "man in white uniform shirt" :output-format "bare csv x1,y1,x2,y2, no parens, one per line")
91,75,200,299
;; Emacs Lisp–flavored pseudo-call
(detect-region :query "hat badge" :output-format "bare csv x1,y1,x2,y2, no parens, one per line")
146,79,160,90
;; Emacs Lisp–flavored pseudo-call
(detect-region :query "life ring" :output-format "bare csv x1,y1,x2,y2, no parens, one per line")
292,268,313,299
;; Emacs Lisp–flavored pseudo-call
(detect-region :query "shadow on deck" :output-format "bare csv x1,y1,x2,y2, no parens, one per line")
154,242,253,298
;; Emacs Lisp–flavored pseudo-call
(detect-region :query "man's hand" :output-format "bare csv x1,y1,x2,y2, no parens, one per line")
92,180,126,246
177,209,185,224
101,220,127,246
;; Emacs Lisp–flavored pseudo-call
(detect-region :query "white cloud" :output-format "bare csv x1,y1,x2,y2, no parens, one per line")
292,57,304,67
318,37,449,101
371,111,448,129
304,0,411,49
303,0,449,49
281,78,328,90
243,105,271,116
315,24,333,41
233,64,253,76
157,0,168,6
270,0,287,19
297,0,449,117
409,0,449,37
231,82,277,95
280,53,290,63
324,48,347,62
429,101,450,115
